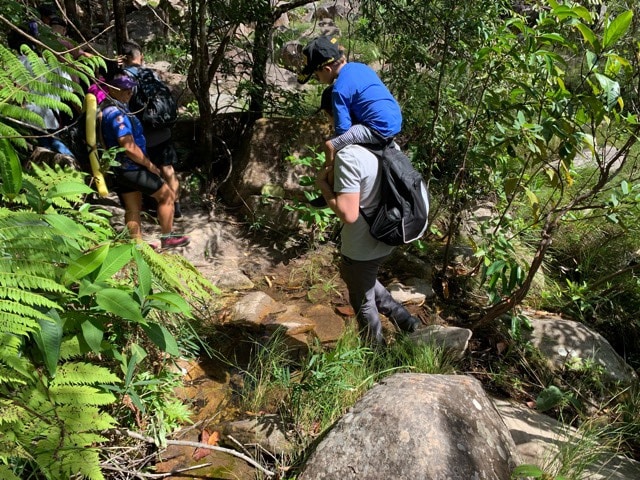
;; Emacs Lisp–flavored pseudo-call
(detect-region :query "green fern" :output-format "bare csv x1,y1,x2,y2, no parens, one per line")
0,159,218,477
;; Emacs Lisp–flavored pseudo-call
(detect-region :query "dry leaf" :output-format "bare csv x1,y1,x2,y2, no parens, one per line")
207,430,220,446
336,305,355,316
193,429,217,460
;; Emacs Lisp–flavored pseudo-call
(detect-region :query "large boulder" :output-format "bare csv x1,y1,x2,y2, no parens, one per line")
219,116,332,208
524,314,638,385
300,373,520,479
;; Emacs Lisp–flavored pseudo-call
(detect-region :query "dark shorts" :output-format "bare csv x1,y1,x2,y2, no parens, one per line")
147,139,177,167
111,167,165,195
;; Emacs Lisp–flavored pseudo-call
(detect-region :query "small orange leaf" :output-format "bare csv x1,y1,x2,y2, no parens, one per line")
193,429,216,460
207,430,220,446
336,305,355,316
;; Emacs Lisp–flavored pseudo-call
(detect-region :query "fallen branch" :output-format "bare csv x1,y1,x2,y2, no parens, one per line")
119,429,275,477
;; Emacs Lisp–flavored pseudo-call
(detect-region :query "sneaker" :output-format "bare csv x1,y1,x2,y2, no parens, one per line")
161,232,190,249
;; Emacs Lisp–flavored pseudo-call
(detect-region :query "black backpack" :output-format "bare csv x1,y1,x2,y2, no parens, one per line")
361,145,429,246
124,66,177,129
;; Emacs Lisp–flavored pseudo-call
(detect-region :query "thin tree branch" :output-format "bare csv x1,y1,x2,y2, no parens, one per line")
119,429,275,477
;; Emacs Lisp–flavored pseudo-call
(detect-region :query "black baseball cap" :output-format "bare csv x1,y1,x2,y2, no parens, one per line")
49,16,67,28
297,36,342,84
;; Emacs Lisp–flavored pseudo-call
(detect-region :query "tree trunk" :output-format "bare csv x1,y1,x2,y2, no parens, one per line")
248,18,271,122
112,0,128,54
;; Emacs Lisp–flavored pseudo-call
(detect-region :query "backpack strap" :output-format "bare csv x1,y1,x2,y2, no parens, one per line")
123,65,140,78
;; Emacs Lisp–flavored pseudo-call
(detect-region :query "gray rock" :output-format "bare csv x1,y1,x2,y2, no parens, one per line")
410,325,472,359
494,398,640,480
388,278,435,304
524,316,638,385
220,414,296,456
300,373,520,480
219,117,332,206
231,291,286,326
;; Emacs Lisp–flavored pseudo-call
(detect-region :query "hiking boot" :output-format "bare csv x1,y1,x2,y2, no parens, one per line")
396,315,422,333
407,316,422,332
161,232,190,249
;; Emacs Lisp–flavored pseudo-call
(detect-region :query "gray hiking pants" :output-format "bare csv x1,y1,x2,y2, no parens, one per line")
340,254,413,345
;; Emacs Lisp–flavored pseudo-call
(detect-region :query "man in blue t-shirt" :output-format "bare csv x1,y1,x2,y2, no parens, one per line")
298,35,403,165
102,71,189,249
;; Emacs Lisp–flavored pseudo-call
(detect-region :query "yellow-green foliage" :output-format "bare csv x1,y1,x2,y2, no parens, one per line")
0,163,216,478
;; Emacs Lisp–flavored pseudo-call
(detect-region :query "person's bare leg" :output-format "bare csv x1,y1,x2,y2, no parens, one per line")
152,184,175,235
160,164,179,199
121,191,143,241
161,164,182,217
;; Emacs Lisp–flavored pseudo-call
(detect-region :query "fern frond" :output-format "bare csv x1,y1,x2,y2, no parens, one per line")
1,272,71,293
0,465,23,480
0,333,31,383
58,335,84,360
0,400,23,425
48,385,116,406
0,364,29,385
35,441,105,480
0,257,58,278
143,248,219,300
0,311,41,337
0,120,28,150
0,302,52,321
50,363,120,386
0,104,45,130
58,405,116,431
0,287,62,310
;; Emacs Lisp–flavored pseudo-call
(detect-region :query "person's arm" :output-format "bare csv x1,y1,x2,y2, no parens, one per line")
324,125,379,165
315,164,360,224
117,134,161,176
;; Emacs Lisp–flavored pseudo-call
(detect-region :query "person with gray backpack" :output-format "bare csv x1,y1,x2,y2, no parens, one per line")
121,41,182,218
314,90,427,346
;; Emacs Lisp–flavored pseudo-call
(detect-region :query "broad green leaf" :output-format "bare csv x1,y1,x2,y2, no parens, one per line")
95,288,146,324
486,260,506,277
46,181,94,199
585,50,598,71
34,310,65,377
147,292,193,317
80,318,105,352
65,244,110,282
133,248,152,297
524,187,540,222
536,385,565,412
538,33,566,45
621,180,630,195
572,6,592,23
594,73,620,111
44,213,87,241
603,11,633,49
574,23,598,52
0,138,23,198
95,243,134,282
141,323,180,357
